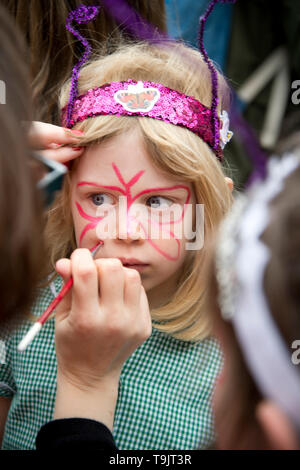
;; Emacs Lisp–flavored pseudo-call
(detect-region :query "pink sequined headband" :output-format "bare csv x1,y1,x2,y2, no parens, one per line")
63,1,235,162
61,80,233,160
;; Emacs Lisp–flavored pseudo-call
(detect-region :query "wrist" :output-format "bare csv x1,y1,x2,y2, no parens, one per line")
54,371,120,431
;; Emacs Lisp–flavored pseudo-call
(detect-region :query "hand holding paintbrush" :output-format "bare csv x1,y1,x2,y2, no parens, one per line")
24,247,151,433
18,243,103,351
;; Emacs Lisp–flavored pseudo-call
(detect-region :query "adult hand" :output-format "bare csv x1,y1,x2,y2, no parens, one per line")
53,249,152,430
27,121,84,164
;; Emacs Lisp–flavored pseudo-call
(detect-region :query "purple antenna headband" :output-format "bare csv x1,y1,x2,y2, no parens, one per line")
198,0,236,151
65,4,101,127
63,1,236,161
61,80,224,160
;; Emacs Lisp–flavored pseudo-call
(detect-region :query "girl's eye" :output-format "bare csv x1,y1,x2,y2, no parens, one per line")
90,193,114,206
146,195,172,210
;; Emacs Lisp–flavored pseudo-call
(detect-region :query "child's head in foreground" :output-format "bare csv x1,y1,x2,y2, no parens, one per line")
209,150,300,449
47,41,233,342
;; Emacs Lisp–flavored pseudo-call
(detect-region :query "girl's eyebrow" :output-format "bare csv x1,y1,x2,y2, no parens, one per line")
77,180,188,191
77,180,190,200
77,181,126,193
77,181,108,188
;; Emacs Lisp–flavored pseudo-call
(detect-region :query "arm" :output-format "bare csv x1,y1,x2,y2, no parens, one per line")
53,373,118,431
0,397,11,447
36,418,117,451
36,249,152,449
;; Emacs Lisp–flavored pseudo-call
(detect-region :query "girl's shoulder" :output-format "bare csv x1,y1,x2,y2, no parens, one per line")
0,276,62,368
0,275,62,342
151,326,222,353
124,325,223,375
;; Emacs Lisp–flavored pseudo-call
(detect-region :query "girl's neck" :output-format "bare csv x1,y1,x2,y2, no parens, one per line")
146,271,179,310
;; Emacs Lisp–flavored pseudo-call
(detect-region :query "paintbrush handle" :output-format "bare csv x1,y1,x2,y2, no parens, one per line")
39,277,73,324
17,242,102,352
17,278,73,352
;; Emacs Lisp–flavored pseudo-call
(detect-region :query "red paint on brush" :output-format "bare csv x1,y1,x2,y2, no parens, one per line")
37,242,103,325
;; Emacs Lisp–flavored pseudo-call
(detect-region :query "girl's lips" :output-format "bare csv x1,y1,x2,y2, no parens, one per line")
123,264,149,272
118,257,147,266
118,258,149,272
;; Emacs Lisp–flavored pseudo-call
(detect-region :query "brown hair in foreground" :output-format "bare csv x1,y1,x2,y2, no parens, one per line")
0,5,44,326
208,154,300,449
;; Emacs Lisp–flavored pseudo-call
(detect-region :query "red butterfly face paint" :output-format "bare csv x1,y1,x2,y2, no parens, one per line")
76,162,191,261
69,130,198,304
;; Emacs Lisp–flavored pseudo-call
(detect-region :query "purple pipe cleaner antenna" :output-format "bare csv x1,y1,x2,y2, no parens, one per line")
65,4,101,128
197,0,236,150
99,0,168,43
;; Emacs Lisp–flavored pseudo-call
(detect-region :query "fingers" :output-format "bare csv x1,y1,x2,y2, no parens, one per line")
55,258,72,320
28,121,84,150
123,268,152,343
123,267,142,306
69,249,99,323
139,286,152,339
38,145,84,164
54,251,151,389
96,259,125,307
55,252,151,349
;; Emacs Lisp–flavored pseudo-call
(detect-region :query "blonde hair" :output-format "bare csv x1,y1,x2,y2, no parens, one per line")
46,42,233,342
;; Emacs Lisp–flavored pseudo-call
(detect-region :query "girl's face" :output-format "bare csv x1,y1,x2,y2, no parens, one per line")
70,128,196,308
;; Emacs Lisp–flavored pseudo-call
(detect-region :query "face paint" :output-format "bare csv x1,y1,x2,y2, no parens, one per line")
75,201,106,246
76,163,191,260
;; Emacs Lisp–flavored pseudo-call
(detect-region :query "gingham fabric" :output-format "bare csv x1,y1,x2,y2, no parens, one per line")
0,275,223,450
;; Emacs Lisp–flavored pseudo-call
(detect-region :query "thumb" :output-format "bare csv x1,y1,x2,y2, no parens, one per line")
55,258,72,320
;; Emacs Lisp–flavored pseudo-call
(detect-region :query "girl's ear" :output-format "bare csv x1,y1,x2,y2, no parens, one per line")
224,177,233,193
256,400,300,450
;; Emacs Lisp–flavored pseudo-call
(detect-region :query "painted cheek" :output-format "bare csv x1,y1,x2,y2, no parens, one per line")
128,208,182,261
75,201,107,247
129,190,191,262
114,163,191,261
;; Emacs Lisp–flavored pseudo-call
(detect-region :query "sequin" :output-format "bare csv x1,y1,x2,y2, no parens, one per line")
61,80,224,161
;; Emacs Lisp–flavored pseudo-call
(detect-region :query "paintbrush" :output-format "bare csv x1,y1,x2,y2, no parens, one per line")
17,243,102,352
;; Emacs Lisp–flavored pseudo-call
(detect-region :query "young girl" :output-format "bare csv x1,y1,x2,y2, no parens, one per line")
0,41,233,449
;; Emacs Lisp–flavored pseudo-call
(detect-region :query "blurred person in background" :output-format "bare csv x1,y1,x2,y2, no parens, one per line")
3,0,167,124
208,143,300,449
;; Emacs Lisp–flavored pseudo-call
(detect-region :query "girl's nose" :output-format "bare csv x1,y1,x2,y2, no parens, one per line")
116,213,144,243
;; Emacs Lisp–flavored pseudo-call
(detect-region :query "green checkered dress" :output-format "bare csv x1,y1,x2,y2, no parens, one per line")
0,275,222,450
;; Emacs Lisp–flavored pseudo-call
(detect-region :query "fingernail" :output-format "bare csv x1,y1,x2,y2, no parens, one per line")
49,143,62,149
65,129,84,136
55,259,64,271
72,147,82,151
